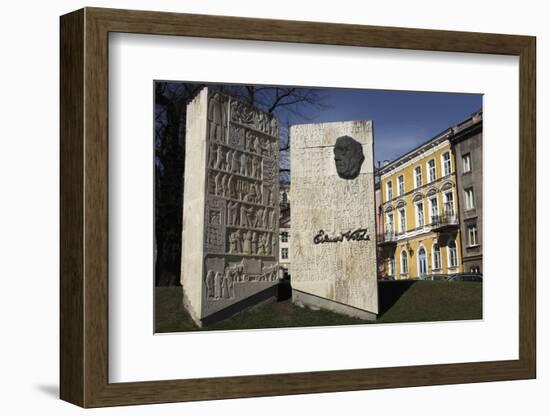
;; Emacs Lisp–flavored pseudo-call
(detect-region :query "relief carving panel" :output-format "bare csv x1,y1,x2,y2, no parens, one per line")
203,91,280,309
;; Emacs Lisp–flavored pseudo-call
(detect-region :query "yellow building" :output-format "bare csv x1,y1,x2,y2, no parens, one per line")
378,130,462,279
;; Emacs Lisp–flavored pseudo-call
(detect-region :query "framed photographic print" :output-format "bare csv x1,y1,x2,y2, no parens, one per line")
60,7,536,408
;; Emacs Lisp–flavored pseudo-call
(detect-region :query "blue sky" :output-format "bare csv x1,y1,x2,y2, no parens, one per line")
277,88,482,164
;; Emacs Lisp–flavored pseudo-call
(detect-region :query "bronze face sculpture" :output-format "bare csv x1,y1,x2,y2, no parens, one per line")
333,135,365,179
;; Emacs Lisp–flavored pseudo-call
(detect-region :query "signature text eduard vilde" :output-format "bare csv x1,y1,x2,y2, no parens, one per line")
313,228,370,245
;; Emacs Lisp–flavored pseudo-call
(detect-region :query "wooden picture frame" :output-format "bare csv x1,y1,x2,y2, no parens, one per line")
60,7,536,408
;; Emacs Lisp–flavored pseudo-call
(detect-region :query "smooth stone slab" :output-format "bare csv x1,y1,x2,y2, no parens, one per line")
292,289,377,321
290,120,379,317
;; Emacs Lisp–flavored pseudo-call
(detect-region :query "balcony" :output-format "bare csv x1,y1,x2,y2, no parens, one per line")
377,230,397,246
431,213,459,232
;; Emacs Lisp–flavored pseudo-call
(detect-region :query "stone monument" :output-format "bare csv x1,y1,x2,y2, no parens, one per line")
290,120,378,320
181,88,280,326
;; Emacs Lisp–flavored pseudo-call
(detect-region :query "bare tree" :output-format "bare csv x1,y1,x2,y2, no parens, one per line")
154,82,203,286
154,82,328,286
214,85,328,184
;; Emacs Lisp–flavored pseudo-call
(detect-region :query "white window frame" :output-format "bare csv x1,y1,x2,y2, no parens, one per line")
443,190,455,216
281,247,288,259
417,246,428,276
400,250,408,275
385,211,394,233
398,207,406,233
398,175,405,196
414,166,422,188
447,239,458,269
426,159,437,183
429,196,438,223
427,159,436,183
464,187,475,210
415,200,425,227
442,151,451,176
388,256,395,276
468,224,478,246
386,180,393,201
432,243,441,271
281,231,289,243
462,153,472,173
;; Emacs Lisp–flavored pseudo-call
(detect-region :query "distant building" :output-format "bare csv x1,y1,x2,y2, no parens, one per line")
451,111,483,273
279,206,291,276
377,122,464,280
279,185,291,276
374,181,385,279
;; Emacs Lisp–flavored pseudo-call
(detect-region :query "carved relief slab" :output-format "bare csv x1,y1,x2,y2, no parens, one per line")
181,88,280,323
228,124,245,150
262,158,277,185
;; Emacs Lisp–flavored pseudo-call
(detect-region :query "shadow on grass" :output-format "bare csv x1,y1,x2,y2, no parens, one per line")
377,280,417,316
155,280,481,332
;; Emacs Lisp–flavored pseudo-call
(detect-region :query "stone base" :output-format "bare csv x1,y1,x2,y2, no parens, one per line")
183,284,279,328
292,289,377,321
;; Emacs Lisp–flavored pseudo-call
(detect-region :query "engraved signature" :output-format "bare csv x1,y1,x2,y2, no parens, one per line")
313,228,370,244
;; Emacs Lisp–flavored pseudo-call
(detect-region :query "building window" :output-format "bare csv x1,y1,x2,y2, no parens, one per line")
448,240,458,268
428,159,436,183
385,212,394,233
388,256,395,276
470,266,481,274
281,231,288,243
281,247,288,259
433,243,441,270
429,196,438,223
398,175,405,195
464,187,475,210
418,247,427,276
414,166,422,188
468,224,478,246
401,250,408,275
386,181,393,201
462,153,472,173
444,190,454,216
398,207,406,233
415,201,424,227
442,152,451,176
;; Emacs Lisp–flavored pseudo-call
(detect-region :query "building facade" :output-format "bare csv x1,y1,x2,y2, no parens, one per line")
279,207,291,276
279,185,291,276
377,129,463,279
374,180,385,279
451,111,483,273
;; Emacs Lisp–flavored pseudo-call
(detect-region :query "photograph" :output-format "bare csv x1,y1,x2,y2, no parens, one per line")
154,81,483,332
51,4,538,411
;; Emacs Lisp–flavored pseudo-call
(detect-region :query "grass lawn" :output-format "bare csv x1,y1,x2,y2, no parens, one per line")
155,280,482,333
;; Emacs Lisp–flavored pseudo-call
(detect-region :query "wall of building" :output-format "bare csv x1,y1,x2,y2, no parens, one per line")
453,127,483,273
378,139,462,279
279,186,291,276
279,226,291,273
384,233,462,278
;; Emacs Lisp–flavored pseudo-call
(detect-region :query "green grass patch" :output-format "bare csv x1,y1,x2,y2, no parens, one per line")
155,280,482,333
376,280,482,324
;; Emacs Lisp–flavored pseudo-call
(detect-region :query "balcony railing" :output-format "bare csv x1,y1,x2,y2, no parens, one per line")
431,213,459,231
377,230,397,246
